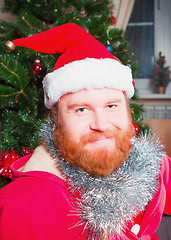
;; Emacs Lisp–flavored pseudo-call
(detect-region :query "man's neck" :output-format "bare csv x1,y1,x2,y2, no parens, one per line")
20,145,64,179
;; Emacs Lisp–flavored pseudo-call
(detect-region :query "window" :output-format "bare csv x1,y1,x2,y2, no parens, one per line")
126,0,154,78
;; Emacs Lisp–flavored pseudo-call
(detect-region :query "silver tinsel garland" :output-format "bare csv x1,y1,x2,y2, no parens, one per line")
40,120,164,240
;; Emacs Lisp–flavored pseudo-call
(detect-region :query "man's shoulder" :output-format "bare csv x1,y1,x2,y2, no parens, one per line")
0,171,74,219
0,171,67,207
20,145,63,178
0,173,82,240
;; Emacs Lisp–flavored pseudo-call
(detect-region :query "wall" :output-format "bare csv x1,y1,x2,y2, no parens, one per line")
0,1,16,21
137,97,171,157
144,119,171,157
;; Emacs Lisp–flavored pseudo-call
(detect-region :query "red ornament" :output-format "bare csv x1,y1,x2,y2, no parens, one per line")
22,147,33,156
32,60,43,74
133,123,139,135
132,80,135,87
0,148,33,178
0,150,20,178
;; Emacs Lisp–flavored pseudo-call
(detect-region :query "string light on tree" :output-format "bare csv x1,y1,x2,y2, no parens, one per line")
109,5,117,24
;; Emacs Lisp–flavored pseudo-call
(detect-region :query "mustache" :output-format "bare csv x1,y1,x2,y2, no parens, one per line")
81,129,118,145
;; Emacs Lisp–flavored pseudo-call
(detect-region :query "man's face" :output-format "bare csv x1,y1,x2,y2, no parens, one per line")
53,88,134,177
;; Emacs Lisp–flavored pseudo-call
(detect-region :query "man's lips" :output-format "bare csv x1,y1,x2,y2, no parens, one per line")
88,137,111,144
82,131,115,147
83,134,115,150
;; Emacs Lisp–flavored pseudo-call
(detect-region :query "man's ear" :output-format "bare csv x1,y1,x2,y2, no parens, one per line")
52,104,58,123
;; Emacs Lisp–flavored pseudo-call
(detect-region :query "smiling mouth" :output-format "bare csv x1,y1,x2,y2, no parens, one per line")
88,137,111,144
84,137,115,151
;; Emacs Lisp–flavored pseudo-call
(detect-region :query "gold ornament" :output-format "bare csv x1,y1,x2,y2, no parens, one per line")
5,41,15,52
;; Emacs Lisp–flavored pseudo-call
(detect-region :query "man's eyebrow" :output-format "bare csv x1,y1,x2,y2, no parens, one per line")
67,103,89,110
106,99,122,104
67,99,122,109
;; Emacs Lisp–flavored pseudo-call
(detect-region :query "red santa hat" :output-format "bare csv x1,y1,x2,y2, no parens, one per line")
10,23,134,109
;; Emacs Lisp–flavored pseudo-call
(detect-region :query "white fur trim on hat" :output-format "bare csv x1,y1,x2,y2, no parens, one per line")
43,58,134,109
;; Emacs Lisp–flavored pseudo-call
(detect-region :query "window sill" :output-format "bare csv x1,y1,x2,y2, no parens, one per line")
138,93,171,100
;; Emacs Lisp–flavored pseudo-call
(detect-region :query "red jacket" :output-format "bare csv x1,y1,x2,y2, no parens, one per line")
0,154,170,240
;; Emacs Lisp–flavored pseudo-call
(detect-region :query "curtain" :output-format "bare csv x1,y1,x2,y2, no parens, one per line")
113,0,135,30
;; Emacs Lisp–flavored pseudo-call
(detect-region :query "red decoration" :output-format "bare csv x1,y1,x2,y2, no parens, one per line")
22,147,33,156
32,60,43,74
109,5,117,24
133,123,139,135
0,150,20,178
0,148,33,178
132,80,135,87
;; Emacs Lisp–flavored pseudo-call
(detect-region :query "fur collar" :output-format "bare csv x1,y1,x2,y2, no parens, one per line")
40,120,164,239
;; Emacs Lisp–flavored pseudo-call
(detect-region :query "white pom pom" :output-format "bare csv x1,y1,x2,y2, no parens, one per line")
131,224,140,235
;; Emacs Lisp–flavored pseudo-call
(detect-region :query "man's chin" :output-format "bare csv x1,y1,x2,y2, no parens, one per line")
83,147,128,177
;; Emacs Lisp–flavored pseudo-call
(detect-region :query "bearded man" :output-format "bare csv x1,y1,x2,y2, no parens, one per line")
0,23,170,240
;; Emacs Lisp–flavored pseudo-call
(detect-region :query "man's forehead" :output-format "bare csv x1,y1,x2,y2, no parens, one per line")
59,88,125,103
57,88,127,112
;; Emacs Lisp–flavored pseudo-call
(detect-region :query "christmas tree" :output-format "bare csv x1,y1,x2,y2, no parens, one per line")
0,0,147,186
152,52,171,89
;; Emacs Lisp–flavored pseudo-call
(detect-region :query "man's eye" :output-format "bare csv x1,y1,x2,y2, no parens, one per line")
76,107,88,113
107,104,116,109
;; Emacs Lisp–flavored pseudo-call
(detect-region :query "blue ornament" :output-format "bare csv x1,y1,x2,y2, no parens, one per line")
105,41,114,53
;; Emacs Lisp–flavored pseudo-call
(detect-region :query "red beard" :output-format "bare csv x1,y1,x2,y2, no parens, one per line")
53,121,134,178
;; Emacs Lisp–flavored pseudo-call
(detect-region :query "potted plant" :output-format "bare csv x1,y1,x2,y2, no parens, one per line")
152,52,171,93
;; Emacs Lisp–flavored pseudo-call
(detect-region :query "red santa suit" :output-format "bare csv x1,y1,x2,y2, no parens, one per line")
0,153,170,240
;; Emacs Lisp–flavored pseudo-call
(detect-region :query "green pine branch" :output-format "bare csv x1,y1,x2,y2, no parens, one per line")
0,55,30,108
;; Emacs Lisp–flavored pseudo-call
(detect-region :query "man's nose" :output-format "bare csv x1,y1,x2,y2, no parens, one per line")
89,110,108,132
